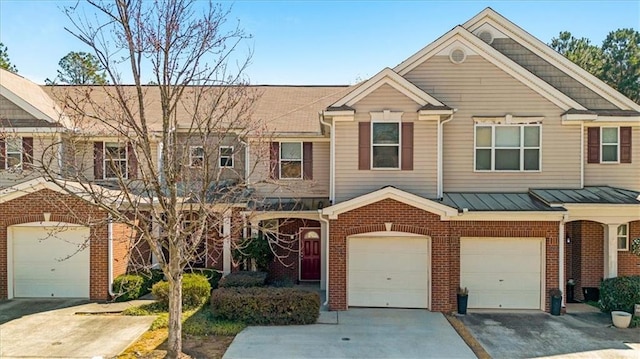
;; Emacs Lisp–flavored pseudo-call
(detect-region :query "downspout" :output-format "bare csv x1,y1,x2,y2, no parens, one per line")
559,214,568,308
318,211,330,307
57,132,64,178
319,112,334,203
580,122,584,188
239,138,250,184
108,215,115,297
437,113,455,198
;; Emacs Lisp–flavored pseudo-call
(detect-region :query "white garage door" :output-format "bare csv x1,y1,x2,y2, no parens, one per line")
348,235,429,309
461,237,542,310
11,225,91,298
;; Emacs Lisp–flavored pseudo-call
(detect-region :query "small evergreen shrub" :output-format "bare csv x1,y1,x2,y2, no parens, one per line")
152,273,212,309
218,271,267,288
600,275,640,313
211,287,320,325
113,274,147,302
186,268,223,289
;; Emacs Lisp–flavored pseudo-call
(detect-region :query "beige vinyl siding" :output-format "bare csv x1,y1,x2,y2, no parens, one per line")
404,55,581,192
0,134,60,189
250,140,329,198
584,126,640,191
0,95,36,120
177,133,245,182
334,84,437,203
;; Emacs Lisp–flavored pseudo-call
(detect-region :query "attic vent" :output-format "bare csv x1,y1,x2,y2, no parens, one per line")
478,30,494,44
449,48,466,64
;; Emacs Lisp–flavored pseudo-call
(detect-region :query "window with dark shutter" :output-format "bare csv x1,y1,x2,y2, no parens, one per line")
358,122,371,170
303,142,313,179
401,122,413,170
269,142,279,179
620,127,632,164
0,138,5,170
94,141,104,179
587,127,600,163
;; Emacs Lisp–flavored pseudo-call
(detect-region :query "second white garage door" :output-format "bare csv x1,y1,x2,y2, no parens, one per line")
348,235,429,309
10,225,91,298
461,237,543,310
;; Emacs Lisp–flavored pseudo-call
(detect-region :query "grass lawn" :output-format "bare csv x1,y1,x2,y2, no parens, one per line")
117,302,245,359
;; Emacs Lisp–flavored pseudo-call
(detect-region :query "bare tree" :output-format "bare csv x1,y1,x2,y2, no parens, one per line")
38,1,265,357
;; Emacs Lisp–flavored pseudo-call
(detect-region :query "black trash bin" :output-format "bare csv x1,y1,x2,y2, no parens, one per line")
551,295,562,315
582,287,599,302
566,283,576,303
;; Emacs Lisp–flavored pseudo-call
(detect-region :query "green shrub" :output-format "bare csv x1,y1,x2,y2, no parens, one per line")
152,273,212,310
186,268,223,289
600,275,640,313
218,271,267,288
211,287,320,325
112,274,147,302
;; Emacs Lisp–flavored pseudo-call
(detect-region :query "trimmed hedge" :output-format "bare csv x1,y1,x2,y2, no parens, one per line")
218,271,267,288
600,275,640,313
112,269,164,302
187,268,223,289
211,287,320,325
152,273,212,309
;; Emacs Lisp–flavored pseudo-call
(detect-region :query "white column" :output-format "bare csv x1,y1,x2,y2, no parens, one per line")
151,216,160,268
222,210,232,275
603,223,619,279
320,219,327,290
559,218,566,306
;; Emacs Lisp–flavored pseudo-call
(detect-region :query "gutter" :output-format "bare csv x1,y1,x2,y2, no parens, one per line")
437,112,455,198
319,112,335,204
239,138,250,183
318,210,330,307
108,215,115,297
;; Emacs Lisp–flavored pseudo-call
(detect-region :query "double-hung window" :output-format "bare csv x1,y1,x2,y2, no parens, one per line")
189,146,204,167
5,137,23,169
372,122,400,169
219,146,234,168
104,142,128,179
475,124,541,171
280,142,302,179
617,224,628,251
601,127,619,163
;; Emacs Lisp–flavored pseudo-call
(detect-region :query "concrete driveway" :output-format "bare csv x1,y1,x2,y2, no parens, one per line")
223,308,475,359
460,310,640,359
0,299,155,359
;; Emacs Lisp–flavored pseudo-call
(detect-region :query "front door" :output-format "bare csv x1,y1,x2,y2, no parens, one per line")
300,228,321,281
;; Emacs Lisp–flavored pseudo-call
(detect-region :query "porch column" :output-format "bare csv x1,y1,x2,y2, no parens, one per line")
603,223,619,279
320,219,327,290
222,210,232,275
150,216,160,268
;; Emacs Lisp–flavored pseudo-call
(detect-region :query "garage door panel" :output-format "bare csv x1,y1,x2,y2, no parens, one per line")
469,290,541,309
350,289,427,308
349,271,426,290
349,253,426,271
461,254,540,273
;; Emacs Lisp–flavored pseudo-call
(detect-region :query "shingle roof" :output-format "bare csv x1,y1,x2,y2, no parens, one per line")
530,186,640,205
441,192,564,211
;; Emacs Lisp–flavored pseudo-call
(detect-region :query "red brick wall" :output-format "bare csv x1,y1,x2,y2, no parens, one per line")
267,218,320,283
0,189,110,300
111,222,134,279
619,220,640,276
328,198,560,312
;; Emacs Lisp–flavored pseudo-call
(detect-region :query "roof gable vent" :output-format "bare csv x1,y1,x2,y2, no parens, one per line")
449,48,466,64
478,30,494,44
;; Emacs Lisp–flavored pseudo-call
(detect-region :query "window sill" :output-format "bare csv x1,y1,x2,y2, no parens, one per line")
473,170,542,173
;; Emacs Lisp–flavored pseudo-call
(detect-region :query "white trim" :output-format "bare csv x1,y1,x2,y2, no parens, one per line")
103,142,128,180
189,145,205,167
473,123,542,172
219,145,234,168
580,122,584,188
0,85,60,124
463,8,640,112
322,186,458,220
371,119,401,170
600,127,620,163
319,115,335,203
278,141,303,180
332,68,445,108
616,223,629,251
394,26,585,111
451,211,566,221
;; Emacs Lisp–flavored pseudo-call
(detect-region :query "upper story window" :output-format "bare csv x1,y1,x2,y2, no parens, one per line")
0,136,33,170
189,146,204,167
269,142,312,180
587,126,632,164
104,142,128,179
617,223,628,251
475,124,541,171
219,146,234,168
372,122,400,169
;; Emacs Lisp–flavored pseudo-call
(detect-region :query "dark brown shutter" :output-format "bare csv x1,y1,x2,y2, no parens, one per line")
358,122,371,170
94,141,104,179
22,137,33,169
269,142,279,179
620,127,632,163
401,122,414,170
587,127,600,163
0,138,5,170
127,142,138,179
303,142,313,180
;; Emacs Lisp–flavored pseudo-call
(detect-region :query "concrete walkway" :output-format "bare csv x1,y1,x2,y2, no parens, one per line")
0,299,155,359
224,308,475,359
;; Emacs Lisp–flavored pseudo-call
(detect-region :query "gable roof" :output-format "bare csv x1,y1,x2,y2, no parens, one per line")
393,26,585,111
0,177,127,205
463,8,640,112
322,186,458,220
0,69,68,127
330,68,447,109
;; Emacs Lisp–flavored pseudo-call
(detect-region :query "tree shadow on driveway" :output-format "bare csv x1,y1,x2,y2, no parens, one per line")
0,298,89,324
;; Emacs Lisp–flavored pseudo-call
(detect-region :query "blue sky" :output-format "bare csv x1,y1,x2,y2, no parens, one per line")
1,1,638,85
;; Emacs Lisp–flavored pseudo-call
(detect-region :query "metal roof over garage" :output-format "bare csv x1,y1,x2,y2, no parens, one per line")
441,192,564,212
530,186,640,205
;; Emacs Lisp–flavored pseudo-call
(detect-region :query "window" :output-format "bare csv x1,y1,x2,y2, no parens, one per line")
219,146,233,168
372,122,400,169
617,224,628,251
475,124,540,171
601,127,619,163
5,137,23,169
104,142,128,179
280,142,302,179
189,146,204,167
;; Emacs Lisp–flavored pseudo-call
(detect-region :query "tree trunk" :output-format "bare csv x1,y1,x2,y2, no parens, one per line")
166,246,183,358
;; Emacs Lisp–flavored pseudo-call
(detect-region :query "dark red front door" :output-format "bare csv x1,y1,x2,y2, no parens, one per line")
300,228,321,281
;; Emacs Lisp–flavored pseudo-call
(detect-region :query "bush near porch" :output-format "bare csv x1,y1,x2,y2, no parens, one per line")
600,275,640,314
218,271,268,288
211,287,320,325
112,269,164,302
